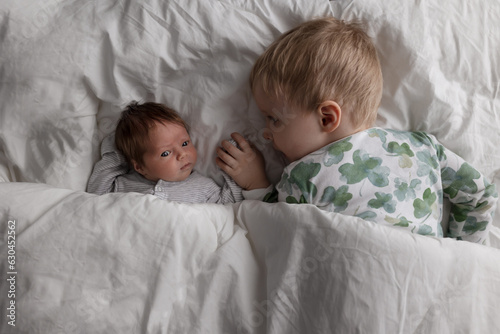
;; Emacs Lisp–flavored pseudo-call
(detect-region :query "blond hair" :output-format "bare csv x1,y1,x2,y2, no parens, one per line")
115,101,188,165
250,17,383,128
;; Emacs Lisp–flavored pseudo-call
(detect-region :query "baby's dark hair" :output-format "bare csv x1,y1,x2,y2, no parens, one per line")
115,101,188,165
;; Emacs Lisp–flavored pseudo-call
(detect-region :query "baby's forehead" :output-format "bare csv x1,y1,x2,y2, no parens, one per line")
150,121,189,135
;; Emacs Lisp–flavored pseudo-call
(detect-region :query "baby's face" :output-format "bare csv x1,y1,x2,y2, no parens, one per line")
136,122,197,182
253,84,324,163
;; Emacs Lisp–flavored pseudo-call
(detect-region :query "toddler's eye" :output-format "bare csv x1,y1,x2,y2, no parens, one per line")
160,150,171,157
267,116,279,124
182,141,189,147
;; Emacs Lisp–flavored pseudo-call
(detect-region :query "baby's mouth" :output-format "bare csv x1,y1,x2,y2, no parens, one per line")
181,162,192,171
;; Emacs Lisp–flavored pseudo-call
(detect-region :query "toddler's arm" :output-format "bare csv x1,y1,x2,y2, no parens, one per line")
87,134,129,195
215,132,270,191
243,186,278,203
438,144,498,244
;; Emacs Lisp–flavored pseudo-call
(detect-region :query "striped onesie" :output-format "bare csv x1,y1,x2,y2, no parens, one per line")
87,135,242,204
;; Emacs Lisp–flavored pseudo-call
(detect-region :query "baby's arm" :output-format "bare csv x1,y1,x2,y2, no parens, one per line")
87,134,129,195
215,132,270,191
439,145,498,244
212,171,244,203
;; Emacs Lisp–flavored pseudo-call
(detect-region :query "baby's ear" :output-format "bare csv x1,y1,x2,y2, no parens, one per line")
318,101,341,133
132,159,144,174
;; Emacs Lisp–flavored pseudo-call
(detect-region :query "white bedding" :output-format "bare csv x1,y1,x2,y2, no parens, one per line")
1,0,500,333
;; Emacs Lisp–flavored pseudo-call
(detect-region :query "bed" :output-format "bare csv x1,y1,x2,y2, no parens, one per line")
1,0,500,333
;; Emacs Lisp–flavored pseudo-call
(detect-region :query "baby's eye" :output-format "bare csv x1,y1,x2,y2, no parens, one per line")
182,141,189,147
160,150,171,157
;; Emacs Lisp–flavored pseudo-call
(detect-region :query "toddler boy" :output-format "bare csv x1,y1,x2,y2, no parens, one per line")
216,17,497,244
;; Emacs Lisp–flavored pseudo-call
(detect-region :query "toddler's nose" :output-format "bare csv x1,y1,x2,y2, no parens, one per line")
262,128,273,142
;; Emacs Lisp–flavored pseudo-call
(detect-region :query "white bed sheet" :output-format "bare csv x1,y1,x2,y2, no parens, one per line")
1,0,500,333
1,182,499,333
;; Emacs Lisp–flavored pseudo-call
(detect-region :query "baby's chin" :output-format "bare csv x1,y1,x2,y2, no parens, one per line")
174,166,195,182
151,170,194,183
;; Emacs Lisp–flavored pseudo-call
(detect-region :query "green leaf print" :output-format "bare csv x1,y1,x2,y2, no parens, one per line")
417,224,435,236
450,197,493,223
442,163,480,199
324,138,353,166
408,131,431,148
387,142,415,157
474,200,493,213
450,202,472,222
278,172,293,195
399,155,414,169
367,128,388,144
483,177,498,198
417,150,439,169
484,179,498,198
385,129,426,147
356,210,377,221
413,188,437,219
387,142,415,168
263,188,279,203
339,150,390,187
435,143,447,162
368,192,396,213
319,185,353,212
288,161,321,198
416,150,439,185
462,216,489,234
394,178,421,201
286,195,308,204
397,216,413,227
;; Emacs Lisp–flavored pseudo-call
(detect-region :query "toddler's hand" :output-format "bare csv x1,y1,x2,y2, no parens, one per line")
216,132,270,190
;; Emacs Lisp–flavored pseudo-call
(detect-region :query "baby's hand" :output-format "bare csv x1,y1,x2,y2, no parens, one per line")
216,132,270,190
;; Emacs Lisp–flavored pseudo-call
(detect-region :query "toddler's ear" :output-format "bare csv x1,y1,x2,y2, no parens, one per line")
318,101,341,133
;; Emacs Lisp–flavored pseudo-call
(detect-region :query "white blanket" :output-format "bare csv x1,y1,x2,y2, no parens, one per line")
1,0,500,333
1,183,499,333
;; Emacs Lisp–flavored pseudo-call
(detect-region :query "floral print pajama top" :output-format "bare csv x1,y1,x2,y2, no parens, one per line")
264,128,497,244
